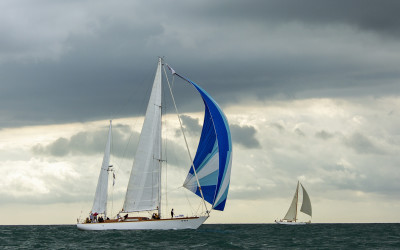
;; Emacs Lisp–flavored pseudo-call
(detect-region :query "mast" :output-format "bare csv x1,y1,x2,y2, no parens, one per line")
295,181,299,222
158,57,162,218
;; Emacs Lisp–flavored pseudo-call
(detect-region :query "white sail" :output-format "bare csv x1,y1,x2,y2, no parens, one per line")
283,181,299,221
300,183,312,217
91,120,112,215
123,58,162,212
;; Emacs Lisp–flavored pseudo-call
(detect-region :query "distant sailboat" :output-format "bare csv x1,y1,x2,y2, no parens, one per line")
276,181,312,225
77,58,233,230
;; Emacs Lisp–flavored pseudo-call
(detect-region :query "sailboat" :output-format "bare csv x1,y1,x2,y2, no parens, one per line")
275,181,312,225
77,58,233,230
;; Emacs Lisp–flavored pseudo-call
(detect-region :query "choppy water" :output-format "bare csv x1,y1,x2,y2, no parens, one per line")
1,223,399,249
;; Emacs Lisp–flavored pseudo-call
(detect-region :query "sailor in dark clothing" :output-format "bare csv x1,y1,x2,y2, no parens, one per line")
171,208,174,218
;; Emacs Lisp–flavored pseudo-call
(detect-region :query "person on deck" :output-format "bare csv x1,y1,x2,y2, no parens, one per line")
171,208,174,218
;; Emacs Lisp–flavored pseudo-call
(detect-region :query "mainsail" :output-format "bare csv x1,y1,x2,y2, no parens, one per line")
283,181,299,221
300,183,312,217
91,120,112,215
173,73,233,211
123,59,162,212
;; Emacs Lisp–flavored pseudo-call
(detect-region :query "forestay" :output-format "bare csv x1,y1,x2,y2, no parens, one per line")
174,74,233,211
91,121,112,215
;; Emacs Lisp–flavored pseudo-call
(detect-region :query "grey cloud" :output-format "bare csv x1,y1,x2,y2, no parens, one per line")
175,115,202,137
206,0,400,37
271,123,285,132
315,130,334,140
176,115,262,149
31,123,190,167
344,132,384,155
294,128,305,137
230,124,261,149
1,1,400,128
32,124,139,158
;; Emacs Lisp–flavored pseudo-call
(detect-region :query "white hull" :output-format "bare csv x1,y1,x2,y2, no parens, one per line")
275,221,310,225
77,216,208,231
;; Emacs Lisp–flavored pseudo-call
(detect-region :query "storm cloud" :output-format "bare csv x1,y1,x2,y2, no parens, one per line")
1,0,400,128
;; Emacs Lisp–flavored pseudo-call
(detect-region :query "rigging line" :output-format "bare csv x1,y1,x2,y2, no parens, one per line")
181,187,195,215
162,63,209,215
109,77,152,188
161,79,169,217
110,120,114,219
110,171,114,218
195,198,203,215
107,61,156,182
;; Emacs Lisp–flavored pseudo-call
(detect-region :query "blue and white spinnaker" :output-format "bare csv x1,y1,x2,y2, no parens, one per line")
173,72,233,211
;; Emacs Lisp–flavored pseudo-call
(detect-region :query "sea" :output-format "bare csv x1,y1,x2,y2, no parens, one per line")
1,223,399,249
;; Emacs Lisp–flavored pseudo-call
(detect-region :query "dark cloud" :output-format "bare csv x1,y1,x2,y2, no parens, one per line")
230,124,261,149
206,0,400,37
1,0,400,128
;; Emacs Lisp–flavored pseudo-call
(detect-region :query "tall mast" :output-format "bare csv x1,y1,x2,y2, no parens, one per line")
158,57,162,218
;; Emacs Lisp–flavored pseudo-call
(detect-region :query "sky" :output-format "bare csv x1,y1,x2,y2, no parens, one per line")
1,0,400,225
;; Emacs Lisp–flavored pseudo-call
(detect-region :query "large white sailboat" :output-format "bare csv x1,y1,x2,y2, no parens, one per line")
77,58,233,230
275,181,312,225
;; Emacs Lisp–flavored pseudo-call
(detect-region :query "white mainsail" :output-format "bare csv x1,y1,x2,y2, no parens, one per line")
283,181,299,221
91,120,112,216
123,58,162,213
300,183,312,217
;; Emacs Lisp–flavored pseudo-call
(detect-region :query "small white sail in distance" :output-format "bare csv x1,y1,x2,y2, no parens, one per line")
282,181,312,222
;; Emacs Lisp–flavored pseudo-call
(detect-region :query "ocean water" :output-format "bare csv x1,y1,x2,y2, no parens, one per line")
1,223,399,249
